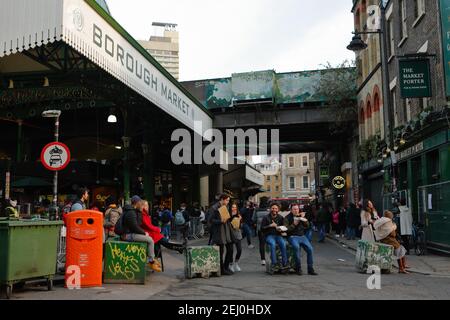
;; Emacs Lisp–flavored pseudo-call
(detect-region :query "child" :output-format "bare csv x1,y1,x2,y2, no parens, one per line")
374,210,409,274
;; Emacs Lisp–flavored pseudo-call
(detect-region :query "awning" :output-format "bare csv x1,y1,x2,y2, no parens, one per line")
11,177,52,188
0,0,212,136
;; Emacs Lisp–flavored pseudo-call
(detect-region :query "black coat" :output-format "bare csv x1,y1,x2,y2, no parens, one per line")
208,202,235,245
122,205,146,235
261,213,285,237
346,206,361,228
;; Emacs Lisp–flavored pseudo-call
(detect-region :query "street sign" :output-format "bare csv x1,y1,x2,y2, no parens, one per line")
399,59,431,98
332,176,346,190
40,142,71,171
320,166,329,178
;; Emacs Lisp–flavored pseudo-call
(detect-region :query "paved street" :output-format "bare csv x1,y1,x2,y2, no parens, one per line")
5,234,450,300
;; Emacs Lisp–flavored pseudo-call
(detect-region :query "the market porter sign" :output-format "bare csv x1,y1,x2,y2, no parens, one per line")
399,59,431,98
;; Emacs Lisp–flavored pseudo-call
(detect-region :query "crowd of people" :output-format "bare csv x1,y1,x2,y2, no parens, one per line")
65,187,413,276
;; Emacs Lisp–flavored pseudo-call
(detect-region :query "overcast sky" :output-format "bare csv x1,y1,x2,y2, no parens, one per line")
106,0,355,81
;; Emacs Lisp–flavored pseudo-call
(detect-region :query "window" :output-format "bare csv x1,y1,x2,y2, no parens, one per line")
302,176,309,189
266,176,271,182
302,156,308,167
275,186,279,192
275,175,279,181
366,101,373,137
288,157,294,168
373,93,381,134
399,0,407,42
414,0,425,20
267,186,271,192
289,177,296,190
359,105,366,142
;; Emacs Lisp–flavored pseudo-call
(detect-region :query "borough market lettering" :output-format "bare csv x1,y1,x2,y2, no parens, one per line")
92,24,194,120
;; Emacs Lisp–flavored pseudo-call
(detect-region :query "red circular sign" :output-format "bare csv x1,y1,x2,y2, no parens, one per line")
40,142,71,171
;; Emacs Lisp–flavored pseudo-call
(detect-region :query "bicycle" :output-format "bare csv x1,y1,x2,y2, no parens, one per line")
411,223,427,256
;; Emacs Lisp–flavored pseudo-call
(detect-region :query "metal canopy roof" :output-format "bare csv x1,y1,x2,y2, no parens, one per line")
0,0,212,135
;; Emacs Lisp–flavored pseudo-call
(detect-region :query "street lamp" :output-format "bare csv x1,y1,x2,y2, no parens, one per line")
347,1,396,192
42,109,61,220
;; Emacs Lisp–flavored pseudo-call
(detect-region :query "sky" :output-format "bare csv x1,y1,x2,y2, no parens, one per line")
106,0,355,81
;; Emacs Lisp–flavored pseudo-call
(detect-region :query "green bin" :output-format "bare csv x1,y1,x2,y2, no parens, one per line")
0,219,63,299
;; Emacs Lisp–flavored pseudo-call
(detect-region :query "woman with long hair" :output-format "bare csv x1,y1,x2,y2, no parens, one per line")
137,200,185,254
229,202,243,272
360,199,379,243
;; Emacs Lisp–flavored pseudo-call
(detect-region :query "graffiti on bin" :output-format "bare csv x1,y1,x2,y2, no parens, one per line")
106,243,147,280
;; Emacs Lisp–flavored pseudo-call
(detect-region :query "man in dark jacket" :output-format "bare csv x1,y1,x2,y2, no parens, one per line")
121,200,161,272
208,194,235,275
345,203,361,240
260,203,288,273
284,204,318,275
316,204,330,243
240,201,255,248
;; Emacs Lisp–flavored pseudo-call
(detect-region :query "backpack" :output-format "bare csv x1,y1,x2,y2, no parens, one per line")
174,210,186,226
114,211,127,235
160,210,171,224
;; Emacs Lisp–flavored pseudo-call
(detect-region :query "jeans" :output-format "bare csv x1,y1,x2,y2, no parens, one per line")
288,236,314,270
317,223,326,242
242,223,253,246
161,224,171,239
346,227,357,240
305,228,313,242
123,233,155,261
265,235,288,266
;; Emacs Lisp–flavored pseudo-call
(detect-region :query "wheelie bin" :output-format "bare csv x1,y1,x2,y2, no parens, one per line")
65,210,103,288
0,218,63,299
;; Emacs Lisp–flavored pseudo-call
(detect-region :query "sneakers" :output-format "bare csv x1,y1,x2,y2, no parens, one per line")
234,262,241,272
308,268,318,275
222,268,234,275
229,263,235,272
261,260,266,266
248,244,255,249
336,235,340,238
148,260,162,272
295,268,303,276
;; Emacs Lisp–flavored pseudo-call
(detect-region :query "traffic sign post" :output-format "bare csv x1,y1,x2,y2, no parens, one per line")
41,141,70,219
40,142,71,171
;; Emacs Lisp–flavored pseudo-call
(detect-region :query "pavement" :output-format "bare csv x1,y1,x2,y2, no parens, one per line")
326,234,450,277
3,234,450,300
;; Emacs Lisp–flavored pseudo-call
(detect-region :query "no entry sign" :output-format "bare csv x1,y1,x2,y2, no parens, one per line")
41,142,71,171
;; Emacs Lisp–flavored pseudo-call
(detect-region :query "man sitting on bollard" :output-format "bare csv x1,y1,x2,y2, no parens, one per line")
120,195,162,272
261,203,289,274
284,204,318,276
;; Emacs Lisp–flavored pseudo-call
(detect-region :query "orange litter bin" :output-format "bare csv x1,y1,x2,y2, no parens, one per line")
65,210,103,288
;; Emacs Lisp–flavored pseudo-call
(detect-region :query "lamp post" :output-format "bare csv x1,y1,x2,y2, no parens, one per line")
42,110,62,219
347,1,396,192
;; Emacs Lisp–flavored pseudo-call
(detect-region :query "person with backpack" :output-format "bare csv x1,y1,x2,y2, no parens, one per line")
175,203,190,243
116,195,161,272
70,187,89,212
103,195,122,240
159,203,173,240
138,200,185,254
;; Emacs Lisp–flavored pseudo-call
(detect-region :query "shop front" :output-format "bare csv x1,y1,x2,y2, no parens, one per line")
0,0,213,216
391,126,450,252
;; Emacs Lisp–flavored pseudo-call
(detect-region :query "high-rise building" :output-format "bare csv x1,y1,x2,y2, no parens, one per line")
138,22,179,80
